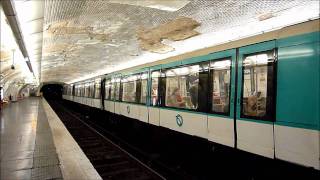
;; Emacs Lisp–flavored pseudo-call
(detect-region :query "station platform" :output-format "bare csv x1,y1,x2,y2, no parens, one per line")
1,97,102,180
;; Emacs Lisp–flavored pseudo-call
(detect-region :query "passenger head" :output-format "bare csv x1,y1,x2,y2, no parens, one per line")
172,88,180,96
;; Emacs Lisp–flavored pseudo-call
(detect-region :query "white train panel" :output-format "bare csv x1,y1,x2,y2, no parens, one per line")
86,98,92,107
275,125,320,170
114,102,121,114
138,105,148,123
207,116,234,147
160,109,207,139
237,120,274,158
81,97,86,105
148,107,160,126
92,99,100,108
104,100,114,112
120,103,139,120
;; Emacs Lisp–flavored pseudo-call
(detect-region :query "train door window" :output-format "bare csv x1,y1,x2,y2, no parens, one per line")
151,71,160,106
110,79,115,100
115,78,121,101
63,86,66,95
140,72,148,104
94,79,101,99
241,50,276,120
122,75,138,103
105,80,111,100
71,85,74,96
210,59,231,115
164,65,200,110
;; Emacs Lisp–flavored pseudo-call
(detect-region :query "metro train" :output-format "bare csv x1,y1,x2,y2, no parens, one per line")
62,20,320,170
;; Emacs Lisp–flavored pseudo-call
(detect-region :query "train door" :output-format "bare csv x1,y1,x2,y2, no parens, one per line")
148,65,162,126
235,41,277,158
207,49,237,148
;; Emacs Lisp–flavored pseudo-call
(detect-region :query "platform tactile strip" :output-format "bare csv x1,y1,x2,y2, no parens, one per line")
31,166,62,180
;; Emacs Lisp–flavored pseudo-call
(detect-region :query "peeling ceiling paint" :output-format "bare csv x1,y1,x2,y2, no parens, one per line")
137,16,200,53
40,0,319,83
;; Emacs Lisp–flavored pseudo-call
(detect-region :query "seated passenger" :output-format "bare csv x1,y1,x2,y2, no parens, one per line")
188,81,198,109
167,88,186,108
245,95,257,116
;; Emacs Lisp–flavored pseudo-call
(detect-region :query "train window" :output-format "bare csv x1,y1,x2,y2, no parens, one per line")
84,83,89,97
140,72,148,104
71,85,74,96
88,82,93,98
114,78,121,101
122,75,138,103
241,50,276,120
210,59,231,114
79,84,83,97
91,82,95,98
77,85,81,97
151,71,160,106
105,80,112,100
75,85,78,96
94,79,100,99
69,85,73,96
164,65,200,110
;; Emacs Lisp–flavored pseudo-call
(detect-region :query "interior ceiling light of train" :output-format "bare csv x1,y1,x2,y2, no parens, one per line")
13,0,319,84
0,5,36,96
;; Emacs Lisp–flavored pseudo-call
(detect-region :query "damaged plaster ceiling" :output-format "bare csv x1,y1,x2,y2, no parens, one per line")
41,0,319,83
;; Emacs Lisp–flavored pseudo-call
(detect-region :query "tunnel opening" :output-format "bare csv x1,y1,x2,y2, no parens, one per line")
40,84,63,100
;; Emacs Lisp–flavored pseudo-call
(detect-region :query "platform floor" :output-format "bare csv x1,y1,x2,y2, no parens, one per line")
1,97,101,180
1,97,62,179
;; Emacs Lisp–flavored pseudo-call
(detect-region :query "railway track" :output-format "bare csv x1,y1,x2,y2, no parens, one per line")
48,100,165,180
49,100,320,180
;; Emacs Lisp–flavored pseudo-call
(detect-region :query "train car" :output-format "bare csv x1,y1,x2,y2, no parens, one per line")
63,20,319,170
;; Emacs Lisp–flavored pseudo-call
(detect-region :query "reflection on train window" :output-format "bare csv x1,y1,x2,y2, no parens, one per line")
151,71,160,106
165,65,199,110
140,73,148,104
105,80,111,100
242,51,275,118
211,59,231,114
94,80,100,99
122,75,138,103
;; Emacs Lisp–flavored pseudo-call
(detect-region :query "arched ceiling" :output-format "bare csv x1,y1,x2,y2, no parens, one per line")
8,0,320,84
